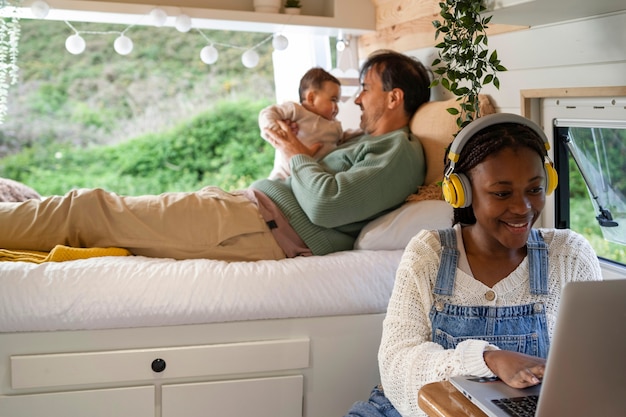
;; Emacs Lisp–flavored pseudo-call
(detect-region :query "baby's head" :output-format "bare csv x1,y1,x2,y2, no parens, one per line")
299,68,341,121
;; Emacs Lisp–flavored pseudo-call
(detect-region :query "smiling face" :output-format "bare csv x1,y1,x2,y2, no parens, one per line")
466,146,547,253
354,67,389,135
303,80,340,121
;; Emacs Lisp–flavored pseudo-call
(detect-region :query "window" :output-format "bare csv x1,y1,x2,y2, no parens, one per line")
547,99,626,267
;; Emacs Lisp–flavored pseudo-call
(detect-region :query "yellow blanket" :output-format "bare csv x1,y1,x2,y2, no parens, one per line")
0,245,131,263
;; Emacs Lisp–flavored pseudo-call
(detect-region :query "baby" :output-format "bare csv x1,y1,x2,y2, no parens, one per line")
259,67,359,180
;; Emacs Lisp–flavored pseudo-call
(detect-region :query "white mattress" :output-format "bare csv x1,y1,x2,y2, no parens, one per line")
0,249,403,332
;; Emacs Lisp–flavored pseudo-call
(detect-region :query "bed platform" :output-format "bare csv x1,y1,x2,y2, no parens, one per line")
0,97,488,416
0,250,402,417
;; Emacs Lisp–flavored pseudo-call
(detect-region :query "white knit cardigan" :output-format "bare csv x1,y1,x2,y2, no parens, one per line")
379,225,602,417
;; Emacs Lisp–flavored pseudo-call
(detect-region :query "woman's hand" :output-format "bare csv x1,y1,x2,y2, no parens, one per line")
264,120,321,161
483,350,546,388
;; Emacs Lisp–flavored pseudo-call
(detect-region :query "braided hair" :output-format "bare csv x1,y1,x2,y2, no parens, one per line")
445,122,548,225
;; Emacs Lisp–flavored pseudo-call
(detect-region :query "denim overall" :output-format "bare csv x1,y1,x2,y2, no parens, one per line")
429,228,550,358
345,228,550,417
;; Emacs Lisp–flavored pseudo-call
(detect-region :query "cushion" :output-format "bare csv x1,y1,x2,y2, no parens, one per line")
410,95,496,186
354,199,453,251
0,178,41,202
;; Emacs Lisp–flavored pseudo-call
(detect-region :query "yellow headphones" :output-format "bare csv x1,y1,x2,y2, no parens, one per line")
442,113,558,209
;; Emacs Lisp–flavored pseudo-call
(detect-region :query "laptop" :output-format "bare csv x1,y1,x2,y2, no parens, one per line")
449,279,626,417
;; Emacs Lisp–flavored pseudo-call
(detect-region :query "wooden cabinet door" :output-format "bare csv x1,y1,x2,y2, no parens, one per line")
0,385,154,417
162,375,303,417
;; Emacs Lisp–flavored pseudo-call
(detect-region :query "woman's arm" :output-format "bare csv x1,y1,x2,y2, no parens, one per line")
379,230,498,417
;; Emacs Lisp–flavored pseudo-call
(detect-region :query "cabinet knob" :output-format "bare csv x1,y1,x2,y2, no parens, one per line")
151,358,167,372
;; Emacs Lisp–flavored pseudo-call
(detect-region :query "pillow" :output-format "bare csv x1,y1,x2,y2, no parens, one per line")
354,199,453,251
0,178,41,202
410,95,496,186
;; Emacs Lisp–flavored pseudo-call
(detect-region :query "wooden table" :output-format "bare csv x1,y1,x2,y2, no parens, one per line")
418,380,488,417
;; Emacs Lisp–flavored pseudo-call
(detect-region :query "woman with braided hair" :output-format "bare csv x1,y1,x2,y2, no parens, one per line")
345,114,601,417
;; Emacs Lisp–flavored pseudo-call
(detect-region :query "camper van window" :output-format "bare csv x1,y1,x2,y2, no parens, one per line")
554,119,626,266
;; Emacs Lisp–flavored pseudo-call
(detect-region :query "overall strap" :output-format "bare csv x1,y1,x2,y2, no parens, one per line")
527,229,549,295
434,229,459,296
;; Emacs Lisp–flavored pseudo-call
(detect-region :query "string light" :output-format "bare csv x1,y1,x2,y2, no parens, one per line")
65,33,86,55
30,0,50,19
149,8,167,27
113,34,134,55
241,49,259,68
196,29,286,67
175,14,192,33
64,21,137,56
272,34,289,51
336,37,349,52
336,30,350,52
48,5,294,66
200,45,219,65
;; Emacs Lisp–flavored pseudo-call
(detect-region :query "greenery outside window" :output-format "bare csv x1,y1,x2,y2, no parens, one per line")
554,119,626,266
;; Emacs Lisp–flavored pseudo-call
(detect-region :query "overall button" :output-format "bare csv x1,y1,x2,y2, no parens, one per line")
533,302,544,313
485,290,496,301
435,301,444,312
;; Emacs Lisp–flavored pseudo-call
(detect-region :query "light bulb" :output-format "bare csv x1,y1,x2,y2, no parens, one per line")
241,49,259,68
149,8,167,27
272,34,289,51
200,45,219,65
336,39,346,52
114,35,133,55
65,34,86,55
175,14,192,32
31,0,50,19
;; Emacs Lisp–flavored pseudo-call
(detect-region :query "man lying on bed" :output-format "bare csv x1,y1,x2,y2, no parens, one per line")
0,50,429,261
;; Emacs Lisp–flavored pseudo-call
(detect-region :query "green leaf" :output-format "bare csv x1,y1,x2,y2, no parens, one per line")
489,50,498,63
446,107,460,115
429,0,506,120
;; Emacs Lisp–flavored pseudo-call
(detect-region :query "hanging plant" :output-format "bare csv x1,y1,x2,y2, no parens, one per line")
284,0,302,8
0,8,21,124
430,0,506,130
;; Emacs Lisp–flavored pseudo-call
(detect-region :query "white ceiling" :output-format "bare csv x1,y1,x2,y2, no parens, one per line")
486,0,626,26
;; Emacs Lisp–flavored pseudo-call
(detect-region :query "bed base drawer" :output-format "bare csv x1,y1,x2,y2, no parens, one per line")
11,338,309,389
162,375,303,417
0,385,154,417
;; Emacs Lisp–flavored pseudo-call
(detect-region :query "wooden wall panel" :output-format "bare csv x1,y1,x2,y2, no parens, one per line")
360,0,527,57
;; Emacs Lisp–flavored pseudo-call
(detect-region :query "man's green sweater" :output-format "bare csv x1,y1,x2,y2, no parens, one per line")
252,127,425,255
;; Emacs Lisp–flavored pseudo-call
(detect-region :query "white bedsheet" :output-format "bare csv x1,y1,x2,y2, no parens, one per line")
0,249,403,332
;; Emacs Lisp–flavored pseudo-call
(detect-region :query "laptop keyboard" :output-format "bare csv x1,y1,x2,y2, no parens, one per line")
491,395,539,417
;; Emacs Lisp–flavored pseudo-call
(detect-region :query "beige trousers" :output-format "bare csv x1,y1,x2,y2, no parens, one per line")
0,187,286,261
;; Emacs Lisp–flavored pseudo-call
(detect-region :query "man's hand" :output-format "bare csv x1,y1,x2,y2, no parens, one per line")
484,350,546,388
264,119,322,161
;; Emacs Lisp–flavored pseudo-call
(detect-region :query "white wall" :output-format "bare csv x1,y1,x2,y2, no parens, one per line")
407,11,626,113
